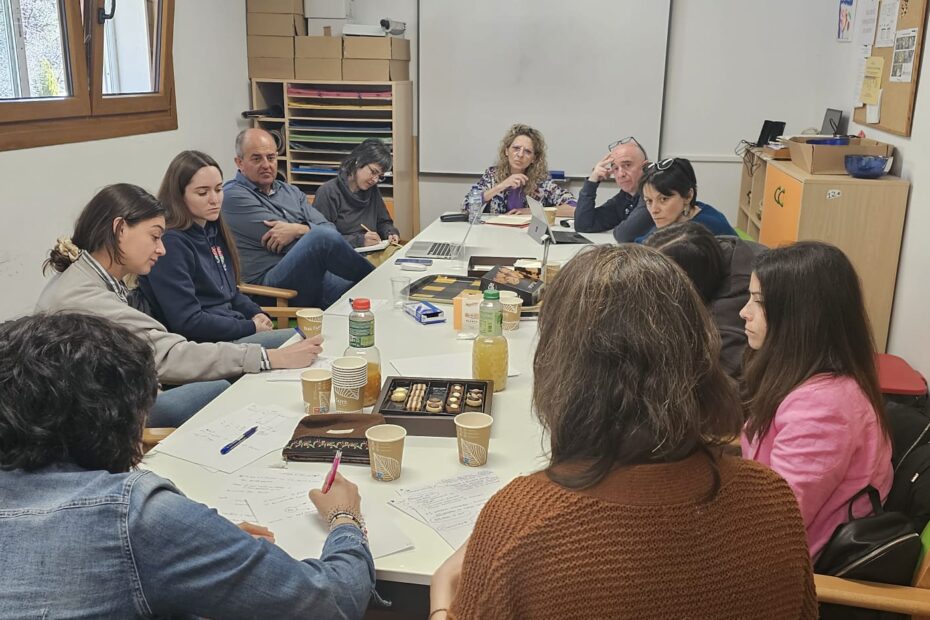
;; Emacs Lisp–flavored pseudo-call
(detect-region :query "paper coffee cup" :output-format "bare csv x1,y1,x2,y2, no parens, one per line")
301,368,331,414
366,424,407,481
296,308,324,338
455,412,493,467
544,207,557,225
543,262,562,284
501,298,523,331
332,357,368,413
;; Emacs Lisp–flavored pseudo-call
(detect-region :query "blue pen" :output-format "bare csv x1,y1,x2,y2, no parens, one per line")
294,326,306,339
220,426,258,455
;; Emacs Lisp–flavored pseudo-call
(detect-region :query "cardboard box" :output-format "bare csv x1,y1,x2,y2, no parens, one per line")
343,36,409,60
786,137,894,175
390,60,409,80
295,57,342,80
342,58,387,80
306,17,346,35
248,57,295,79
247,13,307,37
304,0,350,18
247,35,294,58
762,144,791,160
248,0,303,14
295,35,342,58
480,265,543,307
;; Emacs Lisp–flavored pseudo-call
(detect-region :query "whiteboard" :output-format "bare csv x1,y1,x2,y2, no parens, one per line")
418,0,671,178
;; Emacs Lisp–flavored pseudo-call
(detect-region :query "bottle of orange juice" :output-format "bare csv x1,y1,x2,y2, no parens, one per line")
472,289,508,392
343,298,382,407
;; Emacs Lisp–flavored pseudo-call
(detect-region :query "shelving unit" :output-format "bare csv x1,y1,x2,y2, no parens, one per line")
249,79,414,239
736,147,771,240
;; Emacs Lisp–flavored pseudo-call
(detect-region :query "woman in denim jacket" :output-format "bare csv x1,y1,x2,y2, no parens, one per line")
0,313,375,619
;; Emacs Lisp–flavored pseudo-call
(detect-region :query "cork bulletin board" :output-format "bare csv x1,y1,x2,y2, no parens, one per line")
853,0,929,136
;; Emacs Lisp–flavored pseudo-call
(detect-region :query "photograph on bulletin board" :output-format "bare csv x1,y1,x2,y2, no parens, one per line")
839,0,856,41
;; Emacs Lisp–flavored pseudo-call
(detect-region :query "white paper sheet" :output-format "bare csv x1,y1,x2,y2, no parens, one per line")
219,468,413,559
265,355,335,382
390,352,520,378
356,239,390,253
853,43,873,106
156,404,299,473
327,298,390,317
890,27,918,82
392,470,503,548
875,0,898,47
855,0,880,45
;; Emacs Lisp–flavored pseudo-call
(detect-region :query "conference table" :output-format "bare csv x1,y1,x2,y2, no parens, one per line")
142,217,614,586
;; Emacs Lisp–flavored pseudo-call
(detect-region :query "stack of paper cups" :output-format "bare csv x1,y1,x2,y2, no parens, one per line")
331,356,368,413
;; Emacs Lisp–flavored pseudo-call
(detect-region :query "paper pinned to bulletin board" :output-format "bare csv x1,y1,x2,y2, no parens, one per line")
853,0,928,136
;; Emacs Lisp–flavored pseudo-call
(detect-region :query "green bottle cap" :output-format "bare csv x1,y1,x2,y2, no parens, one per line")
483,289,500,300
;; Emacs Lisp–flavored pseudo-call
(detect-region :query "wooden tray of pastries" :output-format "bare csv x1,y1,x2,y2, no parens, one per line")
373,376,494,437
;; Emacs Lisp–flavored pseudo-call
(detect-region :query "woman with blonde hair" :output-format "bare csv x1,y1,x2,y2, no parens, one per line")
462,123,576,216
431,245,816,619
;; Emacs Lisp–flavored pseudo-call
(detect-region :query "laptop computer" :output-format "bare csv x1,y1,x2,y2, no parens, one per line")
405,211,479,259
526,197,591,245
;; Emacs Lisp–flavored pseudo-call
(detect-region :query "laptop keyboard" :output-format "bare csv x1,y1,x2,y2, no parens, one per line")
428,242,455,258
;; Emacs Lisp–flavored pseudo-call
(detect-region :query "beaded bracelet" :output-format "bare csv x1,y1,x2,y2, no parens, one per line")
326,507,367,537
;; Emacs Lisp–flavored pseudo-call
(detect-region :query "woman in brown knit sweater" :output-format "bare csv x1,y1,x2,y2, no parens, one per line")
430,245,816,620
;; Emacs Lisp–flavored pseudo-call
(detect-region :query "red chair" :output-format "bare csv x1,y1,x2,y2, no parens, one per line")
876,353,928,399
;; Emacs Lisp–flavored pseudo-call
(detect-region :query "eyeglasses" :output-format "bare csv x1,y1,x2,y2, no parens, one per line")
645,157,678,172
509,145,535,157
608,136,648,160
364,164,386,182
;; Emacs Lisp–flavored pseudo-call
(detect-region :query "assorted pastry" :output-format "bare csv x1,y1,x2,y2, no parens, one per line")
381,378,490,416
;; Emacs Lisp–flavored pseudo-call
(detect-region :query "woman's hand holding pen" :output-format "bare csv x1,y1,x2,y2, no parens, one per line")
267,333,323,369
309,472,362,523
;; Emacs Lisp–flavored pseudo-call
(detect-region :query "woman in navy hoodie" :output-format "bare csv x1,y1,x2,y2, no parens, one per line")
141,151,293,347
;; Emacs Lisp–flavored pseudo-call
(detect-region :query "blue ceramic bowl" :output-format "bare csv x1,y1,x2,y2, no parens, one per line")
807,137,851,145
845,155,889,179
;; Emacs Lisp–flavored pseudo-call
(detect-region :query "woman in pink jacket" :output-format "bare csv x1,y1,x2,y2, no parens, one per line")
739,241,893,558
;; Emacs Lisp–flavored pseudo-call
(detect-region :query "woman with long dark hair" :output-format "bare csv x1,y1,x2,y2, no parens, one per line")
430,245,816,619
36,183,322,426
140,150,293,347
740,241,893,558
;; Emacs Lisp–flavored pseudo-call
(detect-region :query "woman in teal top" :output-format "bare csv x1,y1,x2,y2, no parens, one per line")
635,157,736,243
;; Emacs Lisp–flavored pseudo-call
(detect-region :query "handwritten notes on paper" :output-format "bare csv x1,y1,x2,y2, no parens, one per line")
212,468,413,560
156,403,299,473
265,355,335,382
860,56,886,104
389,470,503,548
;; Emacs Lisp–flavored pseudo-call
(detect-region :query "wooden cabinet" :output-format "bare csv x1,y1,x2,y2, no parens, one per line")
755,159,909,352
249,79,415,239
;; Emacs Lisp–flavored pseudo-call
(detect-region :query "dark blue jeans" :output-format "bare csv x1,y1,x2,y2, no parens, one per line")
261,226,373,308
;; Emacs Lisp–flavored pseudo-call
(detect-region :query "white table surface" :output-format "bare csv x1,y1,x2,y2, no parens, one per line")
142,218,613,585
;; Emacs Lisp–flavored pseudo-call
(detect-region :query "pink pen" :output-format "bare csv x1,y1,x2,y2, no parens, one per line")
322,449,342,494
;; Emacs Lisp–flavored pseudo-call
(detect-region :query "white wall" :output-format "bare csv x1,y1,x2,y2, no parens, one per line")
0,1,252,318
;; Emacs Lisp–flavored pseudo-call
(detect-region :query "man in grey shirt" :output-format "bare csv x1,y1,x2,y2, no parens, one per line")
573,137,654,243
223,129,374,307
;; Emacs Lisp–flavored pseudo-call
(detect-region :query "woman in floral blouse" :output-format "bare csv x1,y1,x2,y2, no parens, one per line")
463,123,576,216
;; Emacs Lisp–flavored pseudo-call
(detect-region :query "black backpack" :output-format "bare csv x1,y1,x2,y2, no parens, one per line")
815,486,922,620
884,400,930,532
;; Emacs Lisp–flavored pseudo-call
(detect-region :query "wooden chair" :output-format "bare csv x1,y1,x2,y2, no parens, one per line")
238,283,304,327
815,523,930,617
142,427,175,454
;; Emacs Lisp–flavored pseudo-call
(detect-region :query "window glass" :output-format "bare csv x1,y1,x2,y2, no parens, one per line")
0,0,69,100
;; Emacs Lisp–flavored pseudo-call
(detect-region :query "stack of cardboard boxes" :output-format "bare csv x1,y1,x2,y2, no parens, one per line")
246,0,306,79
247,0,410,81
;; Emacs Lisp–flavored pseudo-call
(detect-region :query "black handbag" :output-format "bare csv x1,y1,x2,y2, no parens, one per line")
814,485,921,584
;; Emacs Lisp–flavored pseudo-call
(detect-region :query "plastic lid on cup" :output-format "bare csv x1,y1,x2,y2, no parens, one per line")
483,289,500,300
351,298,371,310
